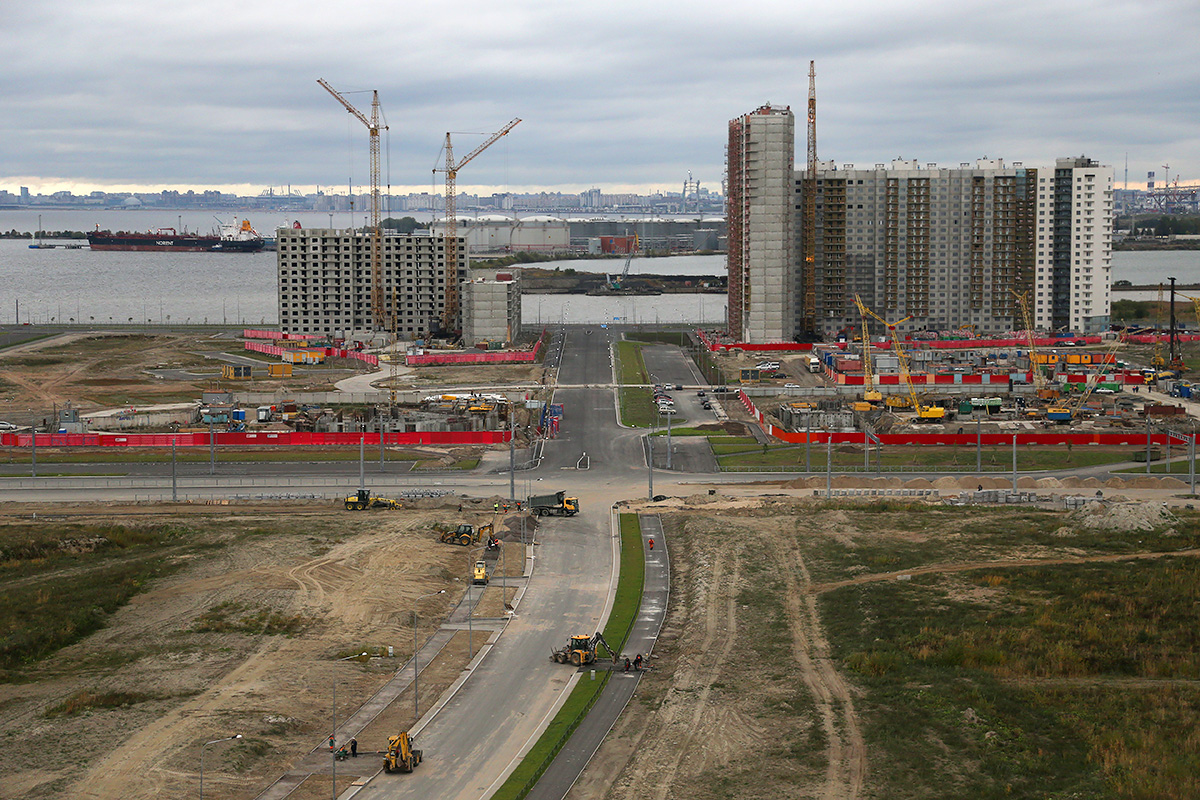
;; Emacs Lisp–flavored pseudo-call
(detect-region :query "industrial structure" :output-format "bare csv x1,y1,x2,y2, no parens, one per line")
726,104,795,342
461,270,522,347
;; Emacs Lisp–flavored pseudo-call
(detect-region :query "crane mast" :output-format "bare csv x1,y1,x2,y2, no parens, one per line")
800,60,818,338
317,79,388,332
435,118,522,334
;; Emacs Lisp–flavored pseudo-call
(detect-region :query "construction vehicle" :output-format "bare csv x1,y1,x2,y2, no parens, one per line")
550,631,616,666
472,560,489,585
383,731,422,773
528,491,579,517
343,489,402,510
854,294,883,404
1012,290,1060,401
438,522,494,547
859,303,945,422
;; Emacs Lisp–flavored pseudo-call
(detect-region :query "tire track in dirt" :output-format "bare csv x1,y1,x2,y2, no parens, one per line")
775,536,867,800
809,547,1200,595
646,539,742,800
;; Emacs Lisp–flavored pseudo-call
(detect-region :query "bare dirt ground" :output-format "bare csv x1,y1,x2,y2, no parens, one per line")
572,496,1200,800
0,500,522,800
0,332,368,422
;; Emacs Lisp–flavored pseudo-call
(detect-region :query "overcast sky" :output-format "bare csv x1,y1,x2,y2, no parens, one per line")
3,0,1198,197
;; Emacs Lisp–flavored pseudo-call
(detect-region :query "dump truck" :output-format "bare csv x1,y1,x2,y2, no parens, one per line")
437,522,494,547
383,731,422,773
550,631,616,666
343,489,402,510
528,491,580,517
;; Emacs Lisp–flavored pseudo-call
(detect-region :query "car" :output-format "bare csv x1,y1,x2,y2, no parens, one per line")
784,383,801,389
0,422,16,431
701,401,712,409
696,391,706,397
659,407,677,415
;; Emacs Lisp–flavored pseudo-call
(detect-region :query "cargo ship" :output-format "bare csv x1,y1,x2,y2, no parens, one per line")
86,218,265,253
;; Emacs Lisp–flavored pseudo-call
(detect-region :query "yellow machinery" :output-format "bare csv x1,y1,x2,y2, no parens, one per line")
1012,290,1059,402
859,303,944,421
344,489,402,510
472,560,489,585
383,731,422,773
854,295,882,404
438,522,495,547
1049,334,1127,423
550,632,616,666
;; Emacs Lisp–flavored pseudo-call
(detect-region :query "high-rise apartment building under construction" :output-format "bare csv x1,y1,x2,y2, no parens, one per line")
725,105,795,342
724,103,1113,341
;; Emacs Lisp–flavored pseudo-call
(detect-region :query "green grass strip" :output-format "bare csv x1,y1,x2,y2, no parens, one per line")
489,513,644,800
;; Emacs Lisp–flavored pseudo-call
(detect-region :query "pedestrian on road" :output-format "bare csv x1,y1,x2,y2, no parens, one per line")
648,538,654,550
634,653,643,670
350,738,357,758
624,657,631,672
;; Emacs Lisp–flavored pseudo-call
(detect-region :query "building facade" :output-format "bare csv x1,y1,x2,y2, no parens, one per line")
461,269,522,345
795,157,1112,338
276,228,465,339
726,104,795,342
1033,157,1113,333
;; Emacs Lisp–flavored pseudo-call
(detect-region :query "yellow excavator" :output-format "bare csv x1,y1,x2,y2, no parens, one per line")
437,522,495,547
550,632,617,666
383,731,422,773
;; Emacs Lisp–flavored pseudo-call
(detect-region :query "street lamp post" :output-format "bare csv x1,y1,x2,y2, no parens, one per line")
331,652,367,800
412,590,446,722
200,734,242,799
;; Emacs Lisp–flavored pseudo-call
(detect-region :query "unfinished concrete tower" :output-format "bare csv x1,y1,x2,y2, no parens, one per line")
726,104,796,343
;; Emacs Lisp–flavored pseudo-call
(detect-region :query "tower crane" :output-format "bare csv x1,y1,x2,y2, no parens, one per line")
317,79,389,332
859,302,944,422
434,118,522,334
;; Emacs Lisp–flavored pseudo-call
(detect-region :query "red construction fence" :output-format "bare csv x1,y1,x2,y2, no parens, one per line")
244,341,380,367
0,431,510,448
242,329,317,341
737,390,1170,447
405,335,544,366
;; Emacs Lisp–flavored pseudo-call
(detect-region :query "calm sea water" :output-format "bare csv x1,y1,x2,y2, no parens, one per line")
0,209,1189,325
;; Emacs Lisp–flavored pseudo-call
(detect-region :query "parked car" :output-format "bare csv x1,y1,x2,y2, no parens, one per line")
784,383,801,389
0,421,17,431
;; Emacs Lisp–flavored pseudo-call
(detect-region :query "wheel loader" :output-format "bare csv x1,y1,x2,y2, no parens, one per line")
550,631,616,666
343,489,402,511
437,522,494,547
383,730,422,773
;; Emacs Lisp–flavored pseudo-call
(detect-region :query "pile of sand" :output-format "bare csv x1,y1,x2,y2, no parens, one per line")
903,478,933,489
1070,501,1176,531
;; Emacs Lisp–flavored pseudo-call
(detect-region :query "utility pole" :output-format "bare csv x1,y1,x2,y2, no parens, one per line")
1012,434,1018,492
171,437,178,502
509,404,516,501
647,432,654,500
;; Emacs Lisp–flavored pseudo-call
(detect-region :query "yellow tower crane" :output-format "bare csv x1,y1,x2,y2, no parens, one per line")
859,303,944,421
317,79,389,332
1012,290,1059,402
853,295,882,404
434,118,522,335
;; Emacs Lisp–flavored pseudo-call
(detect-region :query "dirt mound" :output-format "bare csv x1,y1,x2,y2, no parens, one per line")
1126,476,1164,489
1156,477,1189,489
903,478,933,489
932,476,961,490
1071,501,1176,531
1016,477,1038,488
1036,477,1064,488
1080,477,1104,488
1105,477,1128,489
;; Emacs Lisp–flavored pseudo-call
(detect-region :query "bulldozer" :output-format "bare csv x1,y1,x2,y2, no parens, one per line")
383,731,422,773
344,489,402,510
437,522,495,547
550,631,617,666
